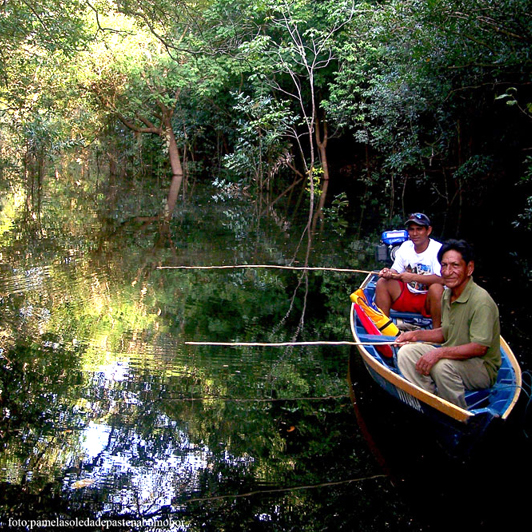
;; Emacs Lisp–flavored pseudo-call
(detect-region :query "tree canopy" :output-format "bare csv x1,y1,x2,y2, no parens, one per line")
1,0,531,241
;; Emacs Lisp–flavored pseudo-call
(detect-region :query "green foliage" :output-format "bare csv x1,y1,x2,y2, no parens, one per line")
514,156,532,232
0,2,95,189
322,192,349,236
322,0,532,234
223,93,295,186
1,0,532,244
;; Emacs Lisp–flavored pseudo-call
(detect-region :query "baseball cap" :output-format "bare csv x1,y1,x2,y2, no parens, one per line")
405,213,431,227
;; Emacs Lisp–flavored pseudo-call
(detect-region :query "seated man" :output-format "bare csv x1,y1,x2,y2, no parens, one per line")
375,213,444,327
396,239,502,409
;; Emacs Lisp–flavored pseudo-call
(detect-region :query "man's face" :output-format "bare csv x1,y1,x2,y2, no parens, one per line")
440,250,474,292
407,223,431,247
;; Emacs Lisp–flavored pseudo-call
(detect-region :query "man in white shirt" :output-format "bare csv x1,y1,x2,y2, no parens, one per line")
375,213,445,327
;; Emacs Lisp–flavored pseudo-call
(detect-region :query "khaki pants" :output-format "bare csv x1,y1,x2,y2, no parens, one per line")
397,344,491,409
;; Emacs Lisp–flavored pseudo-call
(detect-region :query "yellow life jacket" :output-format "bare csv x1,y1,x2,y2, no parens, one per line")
350,289,399,337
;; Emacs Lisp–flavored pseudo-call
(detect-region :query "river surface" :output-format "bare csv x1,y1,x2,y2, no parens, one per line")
0,180,531,531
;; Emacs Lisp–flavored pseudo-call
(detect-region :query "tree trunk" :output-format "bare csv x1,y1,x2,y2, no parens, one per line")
312,115,330,232
90,85,186,221
164,121,184,219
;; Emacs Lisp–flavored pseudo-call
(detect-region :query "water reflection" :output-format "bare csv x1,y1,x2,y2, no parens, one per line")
3,177,532,530
76,418,211,515
1,184,403,530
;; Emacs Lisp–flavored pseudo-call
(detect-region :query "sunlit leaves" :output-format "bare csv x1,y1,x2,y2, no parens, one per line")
224,93,295,185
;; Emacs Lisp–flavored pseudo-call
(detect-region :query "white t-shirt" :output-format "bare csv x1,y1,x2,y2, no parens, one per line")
391,239,442,294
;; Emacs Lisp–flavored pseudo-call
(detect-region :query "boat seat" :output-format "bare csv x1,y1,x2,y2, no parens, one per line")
390,310,433,328
390,310,422,320
465,388,491,409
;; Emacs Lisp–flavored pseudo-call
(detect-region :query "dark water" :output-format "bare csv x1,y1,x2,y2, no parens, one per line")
0,181,531,531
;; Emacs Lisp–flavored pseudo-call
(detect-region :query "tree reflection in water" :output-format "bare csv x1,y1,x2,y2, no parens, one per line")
0,184,413,530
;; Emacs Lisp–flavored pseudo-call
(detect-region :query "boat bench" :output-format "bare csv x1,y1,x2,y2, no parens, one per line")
465,388,491,409
390,310,433,328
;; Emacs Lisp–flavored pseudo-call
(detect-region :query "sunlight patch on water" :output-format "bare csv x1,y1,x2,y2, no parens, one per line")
73,419,222,517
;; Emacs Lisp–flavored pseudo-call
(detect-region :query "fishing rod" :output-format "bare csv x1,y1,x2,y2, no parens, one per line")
185,340,399,347
185,339,437,348
158,265,375,274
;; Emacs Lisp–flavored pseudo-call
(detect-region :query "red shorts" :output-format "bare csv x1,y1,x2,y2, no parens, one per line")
392,282,430,317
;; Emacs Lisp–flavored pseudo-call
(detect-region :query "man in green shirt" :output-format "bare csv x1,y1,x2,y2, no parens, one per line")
396,239,501,409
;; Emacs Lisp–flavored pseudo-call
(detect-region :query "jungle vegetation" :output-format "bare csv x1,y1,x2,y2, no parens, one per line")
1,0,531,243
0,2,531,523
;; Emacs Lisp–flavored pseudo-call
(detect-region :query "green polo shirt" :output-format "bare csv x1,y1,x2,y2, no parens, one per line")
441,277,501,383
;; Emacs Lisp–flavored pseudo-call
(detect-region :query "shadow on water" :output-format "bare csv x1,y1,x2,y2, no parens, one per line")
348,348,532,531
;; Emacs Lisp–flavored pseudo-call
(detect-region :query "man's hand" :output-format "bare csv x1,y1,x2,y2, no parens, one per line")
378,267,398,280
396,271,415,284
396,327,445,346
396,330,420,344
415,349,443,376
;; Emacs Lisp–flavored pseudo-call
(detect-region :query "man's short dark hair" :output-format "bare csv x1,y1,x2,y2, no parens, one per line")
437,239,475,264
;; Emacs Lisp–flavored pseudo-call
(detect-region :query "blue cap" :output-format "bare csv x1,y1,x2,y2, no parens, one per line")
405,213,431,227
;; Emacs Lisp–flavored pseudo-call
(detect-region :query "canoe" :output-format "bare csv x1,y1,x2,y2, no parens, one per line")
349,272,522,452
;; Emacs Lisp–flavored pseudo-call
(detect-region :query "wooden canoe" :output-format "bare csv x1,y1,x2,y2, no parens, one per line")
349,273,522,450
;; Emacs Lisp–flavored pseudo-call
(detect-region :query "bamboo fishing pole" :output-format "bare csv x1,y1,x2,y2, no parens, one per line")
185,340,399,347
185,340,436,348
158,264,376,274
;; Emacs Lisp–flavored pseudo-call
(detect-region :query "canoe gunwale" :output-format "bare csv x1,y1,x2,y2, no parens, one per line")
499,336,522,420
